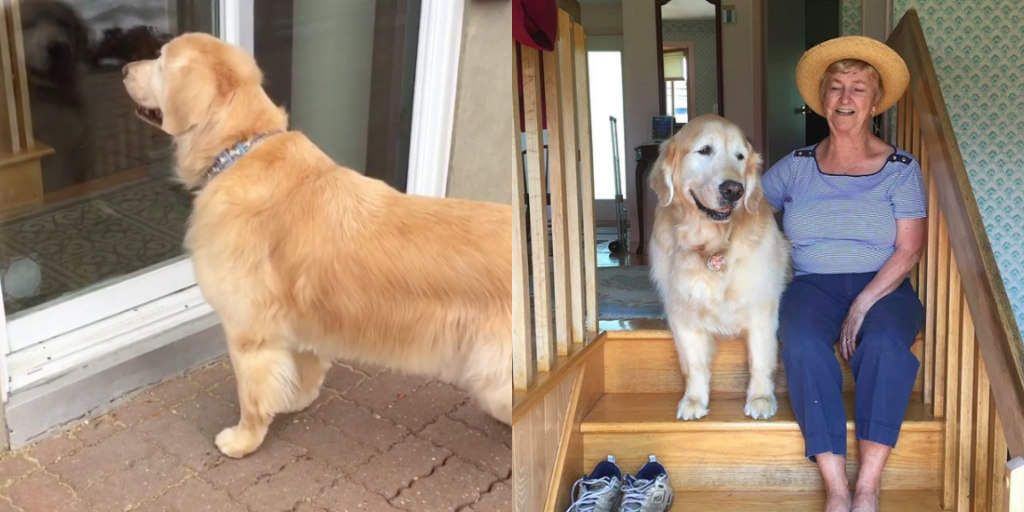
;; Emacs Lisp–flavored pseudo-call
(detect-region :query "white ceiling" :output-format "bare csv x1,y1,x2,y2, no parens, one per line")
578,0,716,21
661,0,716,21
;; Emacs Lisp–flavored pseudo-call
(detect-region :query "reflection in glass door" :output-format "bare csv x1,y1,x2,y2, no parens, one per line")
0,0,216,317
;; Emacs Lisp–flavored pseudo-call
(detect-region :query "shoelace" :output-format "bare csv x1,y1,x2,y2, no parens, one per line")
566,476,618,512
619,476,668,511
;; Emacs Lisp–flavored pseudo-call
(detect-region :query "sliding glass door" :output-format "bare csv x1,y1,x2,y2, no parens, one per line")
0,0,425,397
0,0,218,396
1,0,216,317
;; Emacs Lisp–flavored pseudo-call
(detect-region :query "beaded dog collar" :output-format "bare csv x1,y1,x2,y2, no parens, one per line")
200,131,280,188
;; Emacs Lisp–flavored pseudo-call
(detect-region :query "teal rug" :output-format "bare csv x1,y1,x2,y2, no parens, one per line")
598,265,664,320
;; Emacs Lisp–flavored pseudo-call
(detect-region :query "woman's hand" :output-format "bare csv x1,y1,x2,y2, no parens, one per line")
840,303,869,360
839,218,926,360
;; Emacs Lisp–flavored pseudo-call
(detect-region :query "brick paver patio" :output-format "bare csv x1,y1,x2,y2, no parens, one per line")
0,358,511,511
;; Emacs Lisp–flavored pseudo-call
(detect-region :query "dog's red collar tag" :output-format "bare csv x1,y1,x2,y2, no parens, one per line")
706,253,726,272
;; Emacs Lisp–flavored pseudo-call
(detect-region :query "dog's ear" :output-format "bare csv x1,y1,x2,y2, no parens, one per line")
650,140,681,207
161,60,219,135
742,145,764,213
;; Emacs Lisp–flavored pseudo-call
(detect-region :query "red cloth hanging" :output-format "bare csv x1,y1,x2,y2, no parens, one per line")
513,0,557,51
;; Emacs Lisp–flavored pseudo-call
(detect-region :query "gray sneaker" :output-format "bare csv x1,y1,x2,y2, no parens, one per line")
566,455,623,512
619,455,673,512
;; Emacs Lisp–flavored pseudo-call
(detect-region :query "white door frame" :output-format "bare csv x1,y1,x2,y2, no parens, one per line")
405,0,465,198
2,0,457,397
220,0,254,52
0,279,8,401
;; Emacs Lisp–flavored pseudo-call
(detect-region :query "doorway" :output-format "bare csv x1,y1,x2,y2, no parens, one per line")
658,0,722,124
763,0,840,166
631,0,721,257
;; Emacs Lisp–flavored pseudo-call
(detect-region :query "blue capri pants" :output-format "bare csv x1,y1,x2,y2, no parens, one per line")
779,272,924,460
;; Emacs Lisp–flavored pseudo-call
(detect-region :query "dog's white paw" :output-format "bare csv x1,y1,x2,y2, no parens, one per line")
676,396,709,420
744,394,778,420
215,426,262,458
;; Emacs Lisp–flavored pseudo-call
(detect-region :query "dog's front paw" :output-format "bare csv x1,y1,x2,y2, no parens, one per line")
215,426,263,458
676,396,709,420
744,394,778,420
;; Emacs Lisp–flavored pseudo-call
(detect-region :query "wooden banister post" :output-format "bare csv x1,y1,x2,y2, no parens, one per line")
521,46,556,372
0,0,53,213
555,11,585,347
542,42,573,357
512,43,535,390
572,23,597,338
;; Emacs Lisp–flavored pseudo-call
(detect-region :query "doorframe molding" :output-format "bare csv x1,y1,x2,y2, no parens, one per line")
708,0,724,115
406,0,465,198
861,0,892,41
220,0,255,52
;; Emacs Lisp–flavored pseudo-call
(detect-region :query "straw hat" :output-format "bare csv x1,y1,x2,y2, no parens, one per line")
796,35,909,117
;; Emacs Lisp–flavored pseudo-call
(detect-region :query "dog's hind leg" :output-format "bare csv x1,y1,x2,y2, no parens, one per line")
279,350,331,414
744,305,779,419
669,318,714,420
215,335,300,458
474,376,511,425
462,330,512,425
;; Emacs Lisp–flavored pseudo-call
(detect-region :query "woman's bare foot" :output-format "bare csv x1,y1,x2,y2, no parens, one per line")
825,487,852,512
816,452,851,512
851,440,889,512
851,488,879,512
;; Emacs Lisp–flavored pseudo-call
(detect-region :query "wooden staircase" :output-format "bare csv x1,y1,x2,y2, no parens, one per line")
512,9,1023,512
512,327,970,510
579,332,942,510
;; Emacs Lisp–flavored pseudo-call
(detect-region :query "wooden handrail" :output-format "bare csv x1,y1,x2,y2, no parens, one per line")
513,10,599,392
889,9,1024,458
513,10,603,510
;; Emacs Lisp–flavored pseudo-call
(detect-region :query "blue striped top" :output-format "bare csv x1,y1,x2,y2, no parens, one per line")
762,144,927,275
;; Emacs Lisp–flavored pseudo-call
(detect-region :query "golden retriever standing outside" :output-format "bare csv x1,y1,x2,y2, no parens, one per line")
648,114,790,423
123,33,511,459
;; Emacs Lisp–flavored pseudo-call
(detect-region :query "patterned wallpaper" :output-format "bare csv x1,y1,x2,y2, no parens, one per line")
892,2,1024,333
841,0,862,35
661,19,718,117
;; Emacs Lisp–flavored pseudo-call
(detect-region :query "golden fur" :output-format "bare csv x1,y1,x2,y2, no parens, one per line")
123,33,511,458
648,115,790,421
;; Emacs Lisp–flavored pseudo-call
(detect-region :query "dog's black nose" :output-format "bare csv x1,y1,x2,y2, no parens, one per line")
719,180,744,202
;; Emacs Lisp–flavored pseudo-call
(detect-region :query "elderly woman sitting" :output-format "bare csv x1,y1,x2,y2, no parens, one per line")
762,37,926,512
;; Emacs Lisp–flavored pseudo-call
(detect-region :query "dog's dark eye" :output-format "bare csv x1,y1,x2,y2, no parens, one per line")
736,153,745,161
697,145,713,155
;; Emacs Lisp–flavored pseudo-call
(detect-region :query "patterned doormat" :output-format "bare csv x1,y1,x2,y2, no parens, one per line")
0,177,191,315
598,265,664,320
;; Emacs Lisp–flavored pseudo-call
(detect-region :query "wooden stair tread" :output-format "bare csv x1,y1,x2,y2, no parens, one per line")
581,393,942,491
582,393,939,433
602,336,925,395
669,490,941,511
